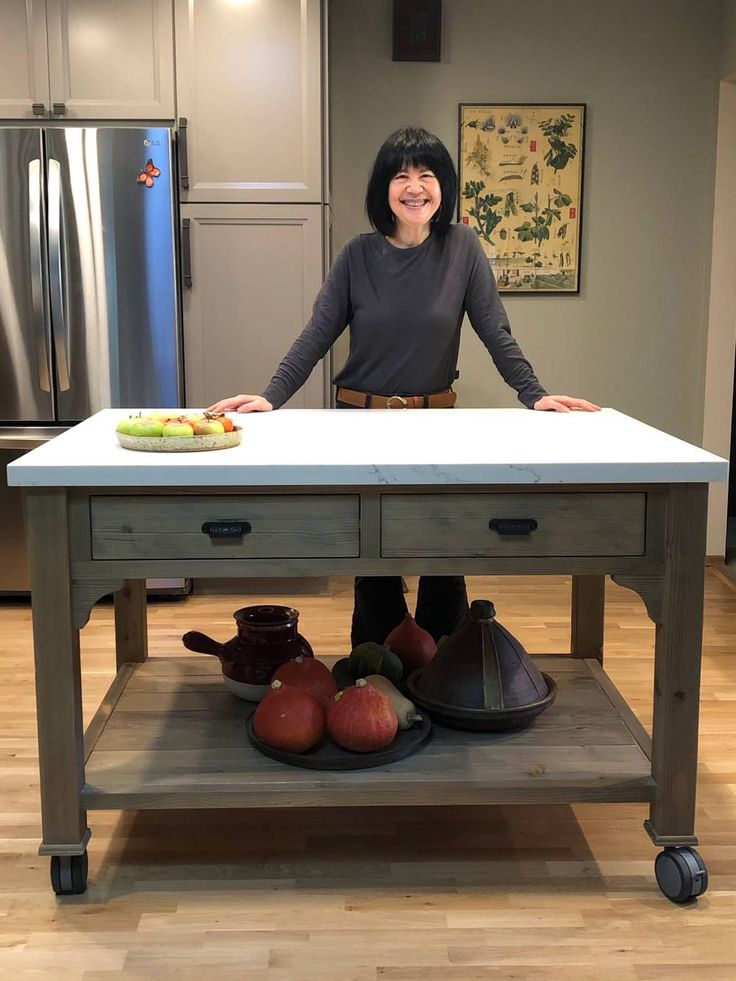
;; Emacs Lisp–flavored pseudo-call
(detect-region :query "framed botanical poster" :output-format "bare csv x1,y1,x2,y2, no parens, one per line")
458,103,585,294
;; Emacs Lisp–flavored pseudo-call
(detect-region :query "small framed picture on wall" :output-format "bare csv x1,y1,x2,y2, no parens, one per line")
458,103,586,294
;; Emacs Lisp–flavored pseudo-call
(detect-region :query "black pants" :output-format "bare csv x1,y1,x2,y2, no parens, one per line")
337,399,469,647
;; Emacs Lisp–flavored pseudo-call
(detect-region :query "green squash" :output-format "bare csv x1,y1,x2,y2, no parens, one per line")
348,642,404,685
331,657,356,690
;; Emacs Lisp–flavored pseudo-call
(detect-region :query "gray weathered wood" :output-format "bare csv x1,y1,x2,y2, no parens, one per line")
90,494,360,559
114,579,149,669
81,655,655,810
648,483,708,840
381,492,646,558
610,573,665,623
586,658,652,759
570,575,605,660
26,489,88,855
72,578,125,629
84,664,136,760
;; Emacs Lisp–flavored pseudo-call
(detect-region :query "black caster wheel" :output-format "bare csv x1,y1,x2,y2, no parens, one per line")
655,847,708,904
50,852,88,896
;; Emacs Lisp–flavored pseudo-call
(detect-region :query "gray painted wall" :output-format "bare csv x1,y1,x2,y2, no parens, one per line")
328,0,721,442
722,0,736,77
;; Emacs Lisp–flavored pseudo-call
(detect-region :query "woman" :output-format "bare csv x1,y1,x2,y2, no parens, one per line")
209,127,600,647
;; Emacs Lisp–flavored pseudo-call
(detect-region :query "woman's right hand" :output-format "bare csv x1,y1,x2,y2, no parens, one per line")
206,394,274,413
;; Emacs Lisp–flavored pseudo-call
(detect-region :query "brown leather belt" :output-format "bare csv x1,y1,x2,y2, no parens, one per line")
336,387,457,409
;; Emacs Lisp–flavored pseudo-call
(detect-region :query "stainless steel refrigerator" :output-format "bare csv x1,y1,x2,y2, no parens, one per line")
0,126,183,593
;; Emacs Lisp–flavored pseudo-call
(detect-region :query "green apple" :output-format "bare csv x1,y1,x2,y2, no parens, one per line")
162,421,194,437
128,418,164,437
148,409,179,421
116,417,137,435
193,419,225,435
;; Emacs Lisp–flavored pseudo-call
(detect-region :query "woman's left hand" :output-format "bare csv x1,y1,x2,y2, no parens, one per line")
533,395,602,413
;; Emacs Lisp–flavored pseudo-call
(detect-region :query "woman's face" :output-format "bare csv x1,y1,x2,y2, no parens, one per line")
388,164,441,232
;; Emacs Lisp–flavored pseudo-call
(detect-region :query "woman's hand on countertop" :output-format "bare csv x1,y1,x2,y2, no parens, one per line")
533,395,602,413
207,394,274,413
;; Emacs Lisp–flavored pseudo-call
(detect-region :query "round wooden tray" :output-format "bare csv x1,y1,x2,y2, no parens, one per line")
245,713,432,770
117,427,241,452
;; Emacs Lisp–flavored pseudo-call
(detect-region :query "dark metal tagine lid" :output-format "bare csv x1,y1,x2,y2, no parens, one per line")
406,599,556,730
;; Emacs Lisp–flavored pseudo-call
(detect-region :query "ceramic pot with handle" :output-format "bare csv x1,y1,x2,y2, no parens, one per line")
182,604,314,701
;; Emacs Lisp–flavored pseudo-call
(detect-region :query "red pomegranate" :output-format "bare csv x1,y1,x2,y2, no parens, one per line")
327,678,398,753
253,680,325,753
272,655,337,709
385,613,437,674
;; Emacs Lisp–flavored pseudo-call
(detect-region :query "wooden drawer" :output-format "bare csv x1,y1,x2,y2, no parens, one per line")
90,495,360,560
381,492,646,558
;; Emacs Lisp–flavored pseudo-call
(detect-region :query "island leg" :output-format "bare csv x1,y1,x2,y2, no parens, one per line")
646,483,709,902
114,579,149,669
27,490,90,894
570,574,605,661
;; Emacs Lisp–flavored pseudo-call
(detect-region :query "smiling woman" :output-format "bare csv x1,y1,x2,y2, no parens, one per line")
208,126,600,647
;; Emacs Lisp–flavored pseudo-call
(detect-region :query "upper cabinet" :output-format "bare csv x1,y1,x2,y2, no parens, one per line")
175,0,323,203
0,0,175,120
0,1,50,119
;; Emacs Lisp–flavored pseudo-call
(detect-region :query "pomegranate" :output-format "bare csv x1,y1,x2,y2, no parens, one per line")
327,678,398,753
253,680,325,753
272,656,337,709
385,613,437,674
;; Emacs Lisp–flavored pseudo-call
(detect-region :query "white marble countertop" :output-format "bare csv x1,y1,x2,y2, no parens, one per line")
6,408,728,488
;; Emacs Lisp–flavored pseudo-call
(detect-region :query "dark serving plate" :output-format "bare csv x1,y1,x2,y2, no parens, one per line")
245,712,432,770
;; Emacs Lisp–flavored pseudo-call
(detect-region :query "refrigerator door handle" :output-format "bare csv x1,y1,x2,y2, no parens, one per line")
28,159,51,393
47,158,71,391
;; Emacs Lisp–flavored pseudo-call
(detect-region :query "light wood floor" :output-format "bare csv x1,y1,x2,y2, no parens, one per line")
0,573,734,980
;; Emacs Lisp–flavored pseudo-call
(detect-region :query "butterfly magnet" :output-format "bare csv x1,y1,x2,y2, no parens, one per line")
137,159,161,188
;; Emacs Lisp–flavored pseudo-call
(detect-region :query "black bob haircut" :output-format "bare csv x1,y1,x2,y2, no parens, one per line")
365,127,458,237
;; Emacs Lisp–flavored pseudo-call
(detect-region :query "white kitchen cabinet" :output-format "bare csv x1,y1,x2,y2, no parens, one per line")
0,0,175,120
181,204,328,409
175,0,323,203
0,1,50,119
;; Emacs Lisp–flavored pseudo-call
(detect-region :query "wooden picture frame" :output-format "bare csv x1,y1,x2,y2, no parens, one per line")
393,0,441,62
458,103,586,294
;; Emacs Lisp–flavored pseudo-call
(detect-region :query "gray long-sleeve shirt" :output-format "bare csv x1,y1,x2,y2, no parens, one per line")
262,222,548,409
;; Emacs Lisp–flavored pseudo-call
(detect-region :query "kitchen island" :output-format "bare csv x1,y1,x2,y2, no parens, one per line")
8,407,727,900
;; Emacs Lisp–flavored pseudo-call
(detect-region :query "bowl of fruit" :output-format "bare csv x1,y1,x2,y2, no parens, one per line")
115,410,241,452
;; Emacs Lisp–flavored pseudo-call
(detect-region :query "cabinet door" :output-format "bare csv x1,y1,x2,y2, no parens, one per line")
0,0,50,119
181,205,327,409
176,0,323,203
45,0,175,119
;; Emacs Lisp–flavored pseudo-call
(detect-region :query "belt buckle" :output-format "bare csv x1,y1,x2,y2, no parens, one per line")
386,395,408,409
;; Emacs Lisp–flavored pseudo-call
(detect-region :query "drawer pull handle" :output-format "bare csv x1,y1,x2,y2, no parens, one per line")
202,520,252,540
489,518,538,536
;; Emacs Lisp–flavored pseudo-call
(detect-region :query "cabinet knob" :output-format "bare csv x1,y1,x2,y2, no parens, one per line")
52,103,67,115
31,103,46,116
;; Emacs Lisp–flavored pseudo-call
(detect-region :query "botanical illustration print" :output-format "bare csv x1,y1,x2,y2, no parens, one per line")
458,105,585,293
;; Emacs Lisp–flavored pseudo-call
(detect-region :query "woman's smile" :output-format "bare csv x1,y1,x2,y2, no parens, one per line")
389,165,441,237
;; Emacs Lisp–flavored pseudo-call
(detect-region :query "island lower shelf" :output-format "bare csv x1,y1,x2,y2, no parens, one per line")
81,655,655,810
